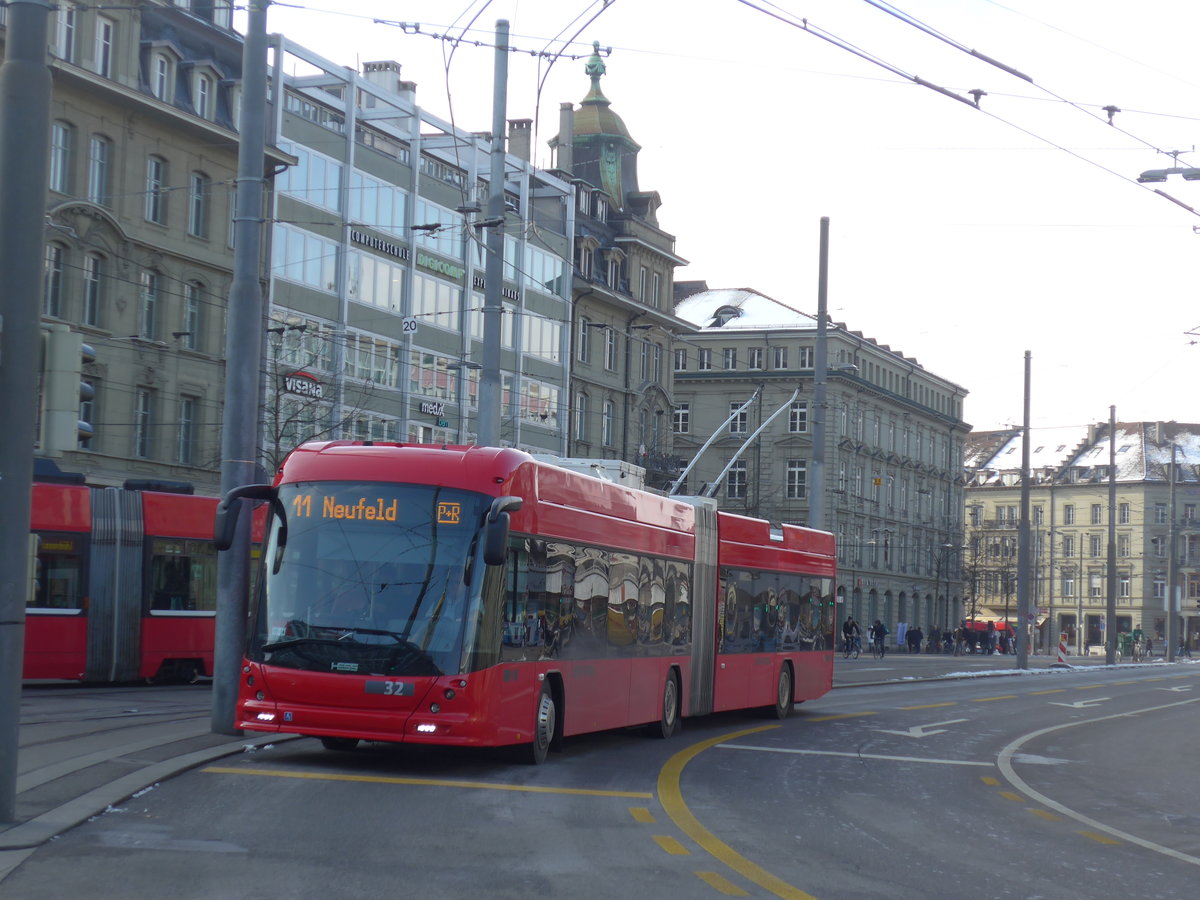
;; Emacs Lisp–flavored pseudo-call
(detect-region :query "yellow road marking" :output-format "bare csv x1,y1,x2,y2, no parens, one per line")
1112,681,1137,685
980,776,1000,786
1030,689,1065,695
1075,684,1105,690
1079,831,1122,846
973,695,1017,702
202,766,652,798
899,702,956,710
809,712,877,722
630,807,656,824
1029,809,1062,822
654,835,690,855
658,726,820,900
997,791,1024,802
697,872,751,896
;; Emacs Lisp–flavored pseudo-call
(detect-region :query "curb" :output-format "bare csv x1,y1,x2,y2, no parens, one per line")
0,733,294,852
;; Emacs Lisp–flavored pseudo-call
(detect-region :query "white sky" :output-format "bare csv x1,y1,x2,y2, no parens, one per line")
249,0,1200,432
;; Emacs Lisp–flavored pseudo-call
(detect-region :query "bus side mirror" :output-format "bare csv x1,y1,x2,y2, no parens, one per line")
483,495,522,567
215,483,276,551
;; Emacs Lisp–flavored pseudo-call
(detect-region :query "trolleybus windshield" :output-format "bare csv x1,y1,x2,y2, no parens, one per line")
250,482,491,678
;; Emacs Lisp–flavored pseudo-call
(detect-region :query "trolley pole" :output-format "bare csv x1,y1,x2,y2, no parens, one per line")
212,0,270,735
808,217,830,532
1016,351,1031,668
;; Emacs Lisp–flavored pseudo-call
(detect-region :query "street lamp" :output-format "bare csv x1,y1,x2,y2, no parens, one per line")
1137,167,1200,183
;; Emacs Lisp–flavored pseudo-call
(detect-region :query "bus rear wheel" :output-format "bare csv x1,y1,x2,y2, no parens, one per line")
770,664,793,720
646,670,680,739
528,683,557,765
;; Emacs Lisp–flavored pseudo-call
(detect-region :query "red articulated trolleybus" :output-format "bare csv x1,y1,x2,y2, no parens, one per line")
217,442,836,763
27,478,231,683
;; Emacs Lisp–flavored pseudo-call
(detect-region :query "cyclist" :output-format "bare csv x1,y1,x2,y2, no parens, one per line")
842,617,862,656
870,619,888,658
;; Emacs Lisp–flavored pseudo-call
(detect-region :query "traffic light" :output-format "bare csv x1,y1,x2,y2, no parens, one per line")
41,324,95,452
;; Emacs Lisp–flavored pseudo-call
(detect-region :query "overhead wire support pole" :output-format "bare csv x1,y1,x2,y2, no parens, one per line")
808,217,830,530
1016,351,1031,668
477,19,509,448
213,0,270,736
668,387,762,496
0,0,53,825
1105,406,1118,665
702,387,804,499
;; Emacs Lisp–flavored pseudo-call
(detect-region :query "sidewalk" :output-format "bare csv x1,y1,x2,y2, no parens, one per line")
0,683,283,881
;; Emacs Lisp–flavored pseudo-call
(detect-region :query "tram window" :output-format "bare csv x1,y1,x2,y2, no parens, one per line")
32,533,85,611
148,538,218,612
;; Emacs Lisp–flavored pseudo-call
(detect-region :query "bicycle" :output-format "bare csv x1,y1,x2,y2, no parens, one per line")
842,635,861,659
872,636,887,660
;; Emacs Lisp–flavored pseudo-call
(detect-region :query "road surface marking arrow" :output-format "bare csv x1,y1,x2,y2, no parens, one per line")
1158,686,1192,693
1048,698,1109,708
872,718,967,738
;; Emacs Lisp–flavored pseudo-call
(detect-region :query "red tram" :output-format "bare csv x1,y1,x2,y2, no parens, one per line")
220,442,836,762
27,477,223,682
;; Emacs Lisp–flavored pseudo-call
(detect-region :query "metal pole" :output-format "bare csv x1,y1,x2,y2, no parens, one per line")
1016,350,1031,668
1167,446,1178,662
809,217,830,531
1105,406,1117,665
0,0,52,824
477,20,509,447
213,0,270,734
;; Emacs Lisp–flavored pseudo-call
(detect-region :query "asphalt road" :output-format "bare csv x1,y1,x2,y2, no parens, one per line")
4,664,1198,899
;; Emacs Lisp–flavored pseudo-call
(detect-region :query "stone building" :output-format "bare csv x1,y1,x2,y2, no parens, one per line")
548,45,692,490
672,286,971,633
22,1,287,491
965,421,1200,654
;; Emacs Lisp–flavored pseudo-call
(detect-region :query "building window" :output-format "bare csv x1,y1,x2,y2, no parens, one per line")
1155,503,1168,524
134,389,154,459
183,282,202,351
1063,535,1075,557
1062,574,1075,598
140,270,159,339
728,401,748,434
604,328,617,371
652,272,661,308
772,345,788,369
1153,577,1166,599
601,400,614,447
786,459,807,499
748,347,764,370
1154,537,1167,558
94,17,114,78
574,392,588,442
178,395,197,464
1063,504,1075,525
639,266,647,301
82,254,103,326
194,72,214,120
1118,534,1130,557
54,2,78,62
577,318,591,363
188,172,210,237
723,347,736,370
1090,535,1102,557
87,135,110,205
1090,503,1102,525
1033,505,1044,525
50,121,73,194
698,348,712,371
152,52,175,102
673,348,687,371
726,460,747,500
146,156,168,224
43,244,65,317
789,401,808,433
674,403,689,434
1089,573,1102,598
797,346,814,368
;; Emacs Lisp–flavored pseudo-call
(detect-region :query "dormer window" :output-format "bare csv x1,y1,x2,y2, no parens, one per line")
151,50,177,102
713,306,741,327
194,71,215,120
595,195,608,223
